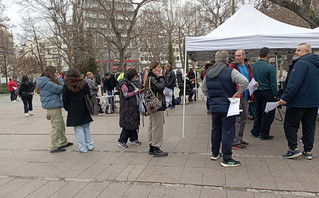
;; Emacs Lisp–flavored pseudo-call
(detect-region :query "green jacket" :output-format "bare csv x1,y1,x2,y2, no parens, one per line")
252,59,278,96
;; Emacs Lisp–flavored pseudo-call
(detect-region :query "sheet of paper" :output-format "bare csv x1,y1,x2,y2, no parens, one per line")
13,86,17,90
318,108,319,114
227,98,240,117
248,78,257,96
165,87,173,105
265,102,279,113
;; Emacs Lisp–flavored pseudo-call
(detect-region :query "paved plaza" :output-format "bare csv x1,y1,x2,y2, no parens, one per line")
0,92,319,198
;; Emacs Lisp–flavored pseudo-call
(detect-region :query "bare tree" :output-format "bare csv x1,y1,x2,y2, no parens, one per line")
92,0,151,71
19,0,92,69
267,0,319,28
0,26,15,84
18,14,46,72
14,56,43,81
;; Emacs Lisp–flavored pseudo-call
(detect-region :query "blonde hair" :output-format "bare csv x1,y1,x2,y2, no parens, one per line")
86,72,94,78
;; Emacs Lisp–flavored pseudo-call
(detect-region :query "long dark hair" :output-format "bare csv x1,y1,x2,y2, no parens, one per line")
21,75,30,85
41,66,61,85
65,68,84,93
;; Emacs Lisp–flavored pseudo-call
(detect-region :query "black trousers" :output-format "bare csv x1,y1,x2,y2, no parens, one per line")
284,107,317,152
251,90,276,138
118,128,138,143
10,91,16,101
211,112,236,160
21,93,33,113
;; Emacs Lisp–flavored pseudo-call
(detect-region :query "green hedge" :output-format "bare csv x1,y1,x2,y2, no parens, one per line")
0,84,10,94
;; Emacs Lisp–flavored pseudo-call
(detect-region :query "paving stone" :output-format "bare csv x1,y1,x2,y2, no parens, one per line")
73,182,110,198
179,167,204,185
26,180,68,198
122,183,152,198
97,182,130,198
0,179,27,197
4,179,47,198
200,188,226,198
50,181,88,198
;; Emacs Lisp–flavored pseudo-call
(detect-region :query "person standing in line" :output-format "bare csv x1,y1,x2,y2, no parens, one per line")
36,66,73,153
250,47,278,140
164,64,176,109
202,50,248,167
17,75,35,117
102,72,116,112
63,68,94,153
118,68,142,148
145,62,168,157
229,49,254,150
85,72,100,115
8,77,18,102
279,43,319,159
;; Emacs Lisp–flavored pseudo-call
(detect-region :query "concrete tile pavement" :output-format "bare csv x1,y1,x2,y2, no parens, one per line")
0,93,319,197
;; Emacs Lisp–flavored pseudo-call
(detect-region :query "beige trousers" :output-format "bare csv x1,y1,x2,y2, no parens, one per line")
47,108,68,151
148,111,165,148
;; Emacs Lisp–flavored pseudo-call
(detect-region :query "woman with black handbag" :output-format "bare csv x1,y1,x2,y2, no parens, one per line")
17,75,35,117
145,62,168,157
62,68,94,153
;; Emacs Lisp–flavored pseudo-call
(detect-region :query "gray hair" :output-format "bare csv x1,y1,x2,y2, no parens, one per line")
299,43,312,53
215,50,229,63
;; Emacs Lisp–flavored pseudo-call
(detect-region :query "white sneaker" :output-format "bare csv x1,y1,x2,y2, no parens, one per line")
25,113,29,117
12,100,17,102
29,111,34,116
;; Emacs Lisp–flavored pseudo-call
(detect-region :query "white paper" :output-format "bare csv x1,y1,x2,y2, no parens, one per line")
248,78,257,96
13,86,17,90
165,87,173,105
318,108,319,114
227,98,241,117
265,102,279,113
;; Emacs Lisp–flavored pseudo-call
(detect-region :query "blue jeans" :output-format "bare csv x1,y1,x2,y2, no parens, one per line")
107,90,114,105
74,123,94,152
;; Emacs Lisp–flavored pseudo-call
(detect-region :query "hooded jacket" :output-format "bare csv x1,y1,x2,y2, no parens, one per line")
36,77,64,109
282,53,319,108
201,62,248,113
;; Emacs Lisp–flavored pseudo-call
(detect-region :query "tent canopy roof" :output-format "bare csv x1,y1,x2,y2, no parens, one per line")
186,4,319,61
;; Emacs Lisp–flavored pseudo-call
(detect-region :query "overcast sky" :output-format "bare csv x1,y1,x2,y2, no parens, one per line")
3,0,23,42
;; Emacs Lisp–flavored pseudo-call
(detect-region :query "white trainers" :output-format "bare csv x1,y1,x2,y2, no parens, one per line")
29,111,34,116
25,113,29,117
12,100,17,102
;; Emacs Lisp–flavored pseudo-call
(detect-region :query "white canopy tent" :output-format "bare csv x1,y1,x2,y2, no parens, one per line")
185,4,319,61
181,4,319,137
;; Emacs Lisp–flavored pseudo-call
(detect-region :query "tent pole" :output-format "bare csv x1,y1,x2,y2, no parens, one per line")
275,53,279,92
182,48,187,138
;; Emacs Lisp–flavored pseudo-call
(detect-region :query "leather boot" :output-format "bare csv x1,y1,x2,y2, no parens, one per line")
153,147,168,157
149,144,154,155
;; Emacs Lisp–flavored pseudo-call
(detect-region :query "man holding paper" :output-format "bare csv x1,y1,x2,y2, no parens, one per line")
279,43,319,160
201,50,248,167
229,49,254,150
250,47,277,140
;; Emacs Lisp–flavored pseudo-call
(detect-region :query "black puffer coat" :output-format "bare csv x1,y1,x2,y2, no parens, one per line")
119,79,140,130
145,72,166,111
62,83,93,127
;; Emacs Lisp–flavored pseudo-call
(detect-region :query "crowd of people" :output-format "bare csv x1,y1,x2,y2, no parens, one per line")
7,43,319,167
202,43,319,167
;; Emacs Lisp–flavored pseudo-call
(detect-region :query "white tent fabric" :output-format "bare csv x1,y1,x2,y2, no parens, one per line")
186,4,319,60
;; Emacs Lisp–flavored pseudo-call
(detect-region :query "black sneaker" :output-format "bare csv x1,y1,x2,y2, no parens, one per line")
149,144,154,155
260,135,274,140
118,142,128,149
221,158,241,167
211,153,222,160
61,142,73,148
153,147,168,157
50,147,66,153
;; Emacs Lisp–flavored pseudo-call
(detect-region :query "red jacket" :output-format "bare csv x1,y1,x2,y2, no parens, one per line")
229,62,254,100
8,80,18,91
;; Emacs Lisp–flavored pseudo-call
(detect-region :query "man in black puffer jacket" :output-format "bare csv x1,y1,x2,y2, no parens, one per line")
164,64,176,108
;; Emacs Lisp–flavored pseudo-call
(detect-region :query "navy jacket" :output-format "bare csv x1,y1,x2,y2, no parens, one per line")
282,53,319,108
